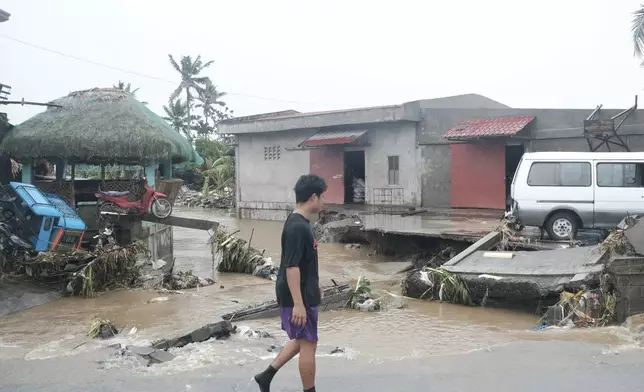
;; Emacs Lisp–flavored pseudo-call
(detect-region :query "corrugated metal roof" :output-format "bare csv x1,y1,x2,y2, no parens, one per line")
299,129,368,147
443,116,535,140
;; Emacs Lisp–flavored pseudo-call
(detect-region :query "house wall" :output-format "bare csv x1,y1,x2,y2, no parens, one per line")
237,129,313,220
364,122,420,206
235,122,420,220
418,107,644,208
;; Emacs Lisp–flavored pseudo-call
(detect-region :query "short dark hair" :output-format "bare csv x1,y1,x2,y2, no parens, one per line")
294,174,327,204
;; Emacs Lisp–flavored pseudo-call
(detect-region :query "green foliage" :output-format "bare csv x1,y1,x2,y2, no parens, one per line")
173,163,205,189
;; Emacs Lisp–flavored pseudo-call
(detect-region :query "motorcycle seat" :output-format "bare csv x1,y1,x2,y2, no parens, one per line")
99,190,130,197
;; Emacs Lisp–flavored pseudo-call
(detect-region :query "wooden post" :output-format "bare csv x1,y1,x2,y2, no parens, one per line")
162,159,172,179
145,164,156,189
55,159,66,183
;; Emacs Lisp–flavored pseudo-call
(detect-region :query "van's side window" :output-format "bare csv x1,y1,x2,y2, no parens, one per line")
527,162,591,187
597,163,644,187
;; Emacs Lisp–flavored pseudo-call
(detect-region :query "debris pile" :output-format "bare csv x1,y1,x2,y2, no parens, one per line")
313,210,366,243
18,239,147,297
211,229,278,280
158,270,215,291
540,279,616,328
88,318,119,339
175,187,234,209
345,276,382,312
600,215,642,256
402,267,473,306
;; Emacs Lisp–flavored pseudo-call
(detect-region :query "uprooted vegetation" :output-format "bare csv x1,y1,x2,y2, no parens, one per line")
402,267,473,306
345,276,382,311
1,227,213,297
210,228,278,279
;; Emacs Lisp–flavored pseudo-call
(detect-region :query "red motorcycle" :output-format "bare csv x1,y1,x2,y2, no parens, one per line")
95,176,172,220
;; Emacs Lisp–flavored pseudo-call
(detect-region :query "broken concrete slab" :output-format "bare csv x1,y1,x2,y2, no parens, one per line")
441,246,610,301
148,350,176,364
442,231,501,267
625,219,644,256
126,345,155,356
152,321,235,350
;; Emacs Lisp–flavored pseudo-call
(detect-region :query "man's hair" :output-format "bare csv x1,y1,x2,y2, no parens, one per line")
294,174,327,204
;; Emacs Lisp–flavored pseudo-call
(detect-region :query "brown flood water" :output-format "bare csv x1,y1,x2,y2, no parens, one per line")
0,207,635,367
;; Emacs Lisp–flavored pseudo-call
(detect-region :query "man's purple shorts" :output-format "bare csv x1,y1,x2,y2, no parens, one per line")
279,306,318,342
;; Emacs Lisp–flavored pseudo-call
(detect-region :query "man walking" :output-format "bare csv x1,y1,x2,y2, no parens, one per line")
254,174,327,392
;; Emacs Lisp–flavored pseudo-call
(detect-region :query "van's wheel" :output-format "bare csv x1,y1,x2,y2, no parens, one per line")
545,211,579,241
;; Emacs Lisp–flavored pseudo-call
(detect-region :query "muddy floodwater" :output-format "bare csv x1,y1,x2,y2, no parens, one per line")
0,208,637,371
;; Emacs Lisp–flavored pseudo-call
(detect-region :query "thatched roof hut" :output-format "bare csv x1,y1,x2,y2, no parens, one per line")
0,88,201,165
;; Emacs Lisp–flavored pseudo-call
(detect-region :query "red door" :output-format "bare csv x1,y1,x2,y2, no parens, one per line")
310,148,344,204
450,142,505,209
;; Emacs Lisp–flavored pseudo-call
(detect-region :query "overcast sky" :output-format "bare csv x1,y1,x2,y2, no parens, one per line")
2,0,644,124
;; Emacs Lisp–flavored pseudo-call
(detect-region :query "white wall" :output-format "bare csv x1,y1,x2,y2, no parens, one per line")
237,129,313,205
364,123,420,206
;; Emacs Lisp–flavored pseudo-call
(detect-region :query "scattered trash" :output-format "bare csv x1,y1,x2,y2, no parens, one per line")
330,347,346,355
147,296,169,303
88,318,118,339
158,270,215,290
236,326,272,339
345,276,382,312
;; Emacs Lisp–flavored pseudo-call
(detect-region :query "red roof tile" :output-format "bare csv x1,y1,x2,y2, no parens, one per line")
443,116,535,140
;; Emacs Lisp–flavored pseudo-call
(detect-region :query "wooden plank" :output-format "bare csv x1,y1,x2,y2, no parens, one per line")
442,231,501,267
142,214,219,231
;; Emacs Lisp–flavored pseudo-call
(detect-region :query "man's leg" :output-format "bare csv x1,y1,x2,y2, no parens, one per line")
298,306,318,391
254,340,300,392
298,339,317,391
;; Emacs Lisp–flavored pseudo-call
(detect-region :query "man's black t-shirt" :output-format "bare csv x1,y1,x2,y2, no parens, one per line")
275,212,320,308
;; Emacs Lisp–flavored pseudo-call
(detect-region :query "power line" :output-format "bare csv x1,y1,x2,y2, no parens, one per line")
0,33,342,106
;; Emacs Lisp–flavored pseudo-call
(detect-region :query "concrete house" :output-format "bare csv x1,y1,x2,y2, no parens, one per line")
220,94,644,220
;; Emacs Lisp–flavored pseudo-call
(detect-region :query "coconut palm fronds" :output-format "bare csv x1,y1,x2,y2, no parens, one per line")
88,318,118,339
345,276,382,312
210,229,277,279
72,240,148,297
496,213,524,250
420,267,473,306
10,159,20,176
600,230,637,256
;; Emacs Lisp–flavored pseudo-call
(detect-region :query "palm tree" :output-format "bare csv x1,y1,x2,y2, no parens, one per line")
163,98,193,142
193,119,213,139
201,155,235,196
197,80,228,126
168,54,214,138
632,6,644,65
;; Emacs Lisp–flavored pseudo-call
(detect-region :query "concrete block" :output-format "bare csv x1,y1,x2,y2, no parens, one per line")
626,275,644,286
627,298,644,315
615,275,630,287
626,219,644,255
148,350,175,364
624,286,644,299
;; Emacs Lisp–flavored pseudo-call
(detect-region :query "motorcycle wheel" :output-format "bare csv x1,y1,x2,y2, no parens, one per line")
151,197,172,219
98,202,120,222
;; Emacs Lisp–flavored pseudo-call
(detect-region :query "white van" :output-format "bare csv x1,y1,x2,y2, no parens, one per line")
511,151,644,240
